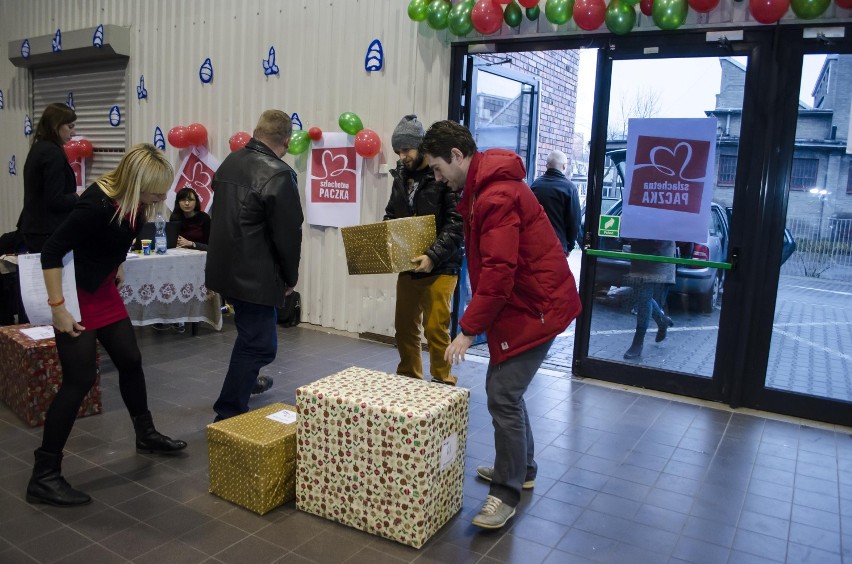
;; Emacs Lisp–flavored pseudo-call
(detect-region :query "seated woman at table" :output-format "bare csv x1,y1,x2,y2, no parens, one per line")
170,186,210,250
28,143,187,507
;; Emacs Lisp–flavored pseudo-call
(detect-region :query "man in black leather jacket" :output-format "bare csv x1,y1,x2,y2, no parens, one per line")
206,110,303,421
384,115,463,385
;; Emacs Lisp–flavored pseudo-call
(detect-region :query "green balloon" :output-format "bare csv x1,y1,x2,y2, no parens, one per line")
790,0,830,19
652,0,687,30
526,5,541,19
606,0,636,34
622,0,641,5
408,0,429,21
338,112,364,136
448,0,475,36
426,0,451,30
504,1,523,27
545,0,573,25
287,130,310,155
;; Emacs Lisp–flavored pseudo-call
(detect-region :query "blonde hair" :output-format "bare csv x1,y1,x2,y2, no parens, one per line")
96,143,174,226
253,110,292,146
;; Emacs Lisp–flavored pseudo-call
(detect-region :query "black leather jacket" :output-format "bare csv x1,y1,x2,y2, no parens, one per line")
384,162,463,277
205,139,303,308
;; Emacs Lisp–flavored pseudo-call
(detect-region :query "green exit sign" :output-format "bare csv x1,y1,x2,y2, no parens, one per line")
598,215,620,237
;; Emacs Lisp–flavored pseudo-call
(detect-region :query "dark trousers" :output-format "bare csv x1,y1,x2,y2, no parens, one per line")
635,282,669,331
486,337,555,507
213,298,277,421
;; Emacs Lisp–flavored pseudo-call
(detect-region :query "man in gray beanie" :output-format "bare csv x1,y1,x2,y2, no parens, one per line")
384,115,463,385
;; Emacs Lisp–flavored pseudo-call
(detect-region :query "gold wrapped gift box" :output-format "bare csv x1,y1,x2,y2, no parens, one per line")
207,403,298,515
341,215,436,275
296,367,469,548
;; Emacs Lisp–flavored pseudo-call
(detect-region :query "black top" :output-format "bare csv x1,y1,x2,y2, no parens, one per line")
170,210,211,250
41,183,143,293
18,140,78,251
529,168,582,254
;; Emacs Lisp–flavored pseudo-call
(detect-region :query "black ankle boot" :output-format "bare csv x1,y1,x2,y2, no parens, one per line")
26,448,91,506
131,412,187,454
653,314,674,342
624,330,646,359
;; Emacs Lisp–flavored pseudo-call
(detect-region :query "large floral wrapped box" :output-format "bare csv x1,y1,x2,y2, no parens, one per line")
340,215,436,275
207,403,298,515
296,367,469,548
0,325,101,427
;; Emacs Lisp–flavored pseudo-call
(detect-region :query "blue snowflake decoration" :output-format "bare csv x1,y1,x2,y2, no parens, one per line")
52,29,62,53
93,24,104,48
0,89,4,110
109,105,121,127
365,39,384,72
24,115,33,136
21,39,30,59
137,75,148,100
153,126,165,150
66,92,75,110
199,58,213,84
8,156,16,176
290,113,302,130
262,46,279,76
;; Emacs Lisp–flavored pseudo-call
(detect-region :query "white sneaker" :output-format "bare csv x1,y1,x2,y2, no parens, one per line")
476,466,535,489
472,495,516,529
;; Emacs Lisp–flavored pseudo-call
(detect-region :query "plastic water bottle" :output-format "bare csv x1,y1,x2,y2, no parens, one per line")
154,211,167,255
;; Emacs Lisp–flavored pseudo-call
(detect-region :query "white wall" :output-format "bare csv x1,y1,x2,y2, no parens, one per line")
0,0,453,337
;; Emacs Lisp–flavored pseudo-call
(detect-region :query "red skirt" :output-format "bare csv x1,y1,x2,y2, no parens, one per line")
78,269,128,330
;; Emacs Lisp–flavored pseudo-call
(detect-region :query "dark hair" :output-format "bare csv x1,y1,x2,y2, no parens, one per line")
174,186,201,214
421,120,476,162
33,103,77,146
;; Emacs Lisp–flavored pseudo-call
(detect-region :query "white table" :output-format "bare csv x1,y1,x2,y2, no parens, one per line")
120,249,222,331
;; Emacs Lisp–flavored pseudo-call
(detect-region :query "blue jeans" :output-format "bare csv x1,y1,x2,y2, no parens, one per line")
213,298,277,421
635,283,669,331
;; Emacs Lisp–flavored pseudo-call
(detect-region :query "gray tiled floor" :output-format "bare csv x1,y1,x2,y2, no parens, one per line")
0,320,850,563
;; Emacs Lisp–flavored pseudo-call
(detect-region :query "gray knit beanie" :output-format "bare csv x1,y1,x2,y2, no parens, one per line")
391,115,425,153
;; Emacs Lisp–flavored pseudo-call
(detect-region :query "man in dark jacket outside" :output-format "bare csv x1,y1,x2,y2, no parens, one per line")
206,110,303,421
530,149,582,254
384,115,463,385
422,121,582,530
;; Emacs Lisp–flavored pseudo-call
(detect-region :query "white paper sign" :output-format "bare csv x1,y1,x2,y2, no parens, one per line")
18,252,81,326
305,132,362,228
166,146,220,214
266,409,297,425
439,433,458,470
20,326,55,340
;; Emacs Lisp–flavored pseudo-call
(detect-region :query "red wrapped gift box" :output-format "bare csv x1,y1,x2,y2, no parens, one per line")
0,324,102,427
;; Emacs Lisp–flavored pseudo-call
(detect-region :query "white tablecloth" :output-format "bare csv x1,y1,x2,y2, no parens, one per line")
120,249,222,330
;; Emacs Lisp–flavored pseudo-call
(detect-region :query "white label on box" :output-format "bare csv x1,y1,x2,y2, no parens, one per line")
266,409,297,424
440,433,458,470
19,326,55,340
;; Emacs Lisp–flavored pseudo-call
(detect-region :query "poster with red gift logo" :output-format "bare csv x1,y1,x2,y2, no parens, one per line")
306,132,362,228
622,118,716,243
166,146,220,214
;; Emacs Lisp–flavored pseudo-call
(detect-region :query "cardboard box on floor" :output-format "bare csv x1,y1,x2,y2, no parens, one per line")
296,367,469,548
340,215,436,275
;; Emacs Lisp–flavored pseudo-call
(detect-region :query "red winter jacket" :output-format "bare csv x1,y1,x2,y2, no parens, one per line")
457,150,582,365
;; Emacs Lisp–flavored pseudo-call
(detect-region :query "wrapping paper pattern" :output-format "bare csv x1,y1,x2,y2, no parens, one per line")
0,325,101,427
207,403,298,515
296,367,469,548
341,216,436,275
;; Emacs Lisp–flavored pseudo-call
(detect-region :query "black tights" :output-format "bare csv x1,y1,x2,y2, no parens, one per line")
42,317,149,454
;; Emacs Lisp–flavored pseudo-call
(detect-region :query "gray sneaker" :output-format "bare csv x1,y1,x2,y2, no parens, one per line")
472,495,516,529
476,466,535,489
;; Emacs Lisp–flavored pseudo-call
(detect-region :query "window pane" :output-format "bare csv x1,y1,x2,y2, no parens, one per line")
717,155,737,186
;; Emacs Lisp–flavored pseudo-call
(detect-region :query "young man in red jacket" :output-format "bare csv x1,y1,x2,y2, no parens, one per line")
421,120,582,529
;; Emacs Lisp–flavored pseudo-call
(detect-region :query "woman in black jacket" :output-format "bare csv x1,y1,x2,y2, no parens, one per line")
27,144,187,508
18,103,79,252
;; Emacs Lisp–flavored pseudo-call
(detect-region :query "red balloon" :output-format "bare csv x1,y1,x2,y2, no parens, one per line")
749,0,789,22
573,0,607,30
168,126,190,149
63,140,80,161
471,0,504,34
640,0,653,15
308,127,323,141
228,131,251,152
77,138,94,158
187,123,208,146
688,0,720,10
494,0,513,3
837,0,852,8
519,0,539,6
354,128,381,158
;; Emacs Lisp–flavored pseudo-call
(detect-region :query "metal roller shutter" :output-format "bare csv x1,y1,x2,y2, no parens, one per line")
32,60,128,182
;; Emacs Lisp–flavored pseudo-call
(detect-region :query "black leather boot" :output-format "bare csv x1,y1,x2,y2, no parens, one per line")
131,412,187,454
653,313,674,342
623,330,645,359
26,448,91,506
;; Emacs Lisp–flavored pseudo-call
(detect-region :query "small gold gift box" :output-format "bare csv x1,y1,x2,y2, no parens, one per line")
341,215,436,275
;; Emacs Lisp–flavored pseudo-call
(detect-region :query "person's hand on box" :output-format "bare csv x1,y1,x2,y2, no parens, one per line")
411,254,434,273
